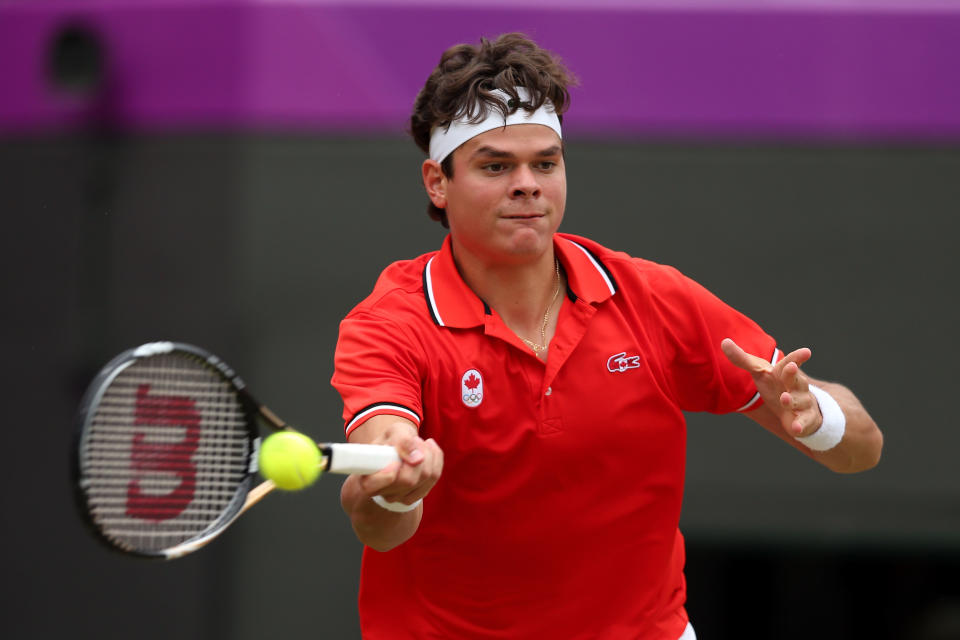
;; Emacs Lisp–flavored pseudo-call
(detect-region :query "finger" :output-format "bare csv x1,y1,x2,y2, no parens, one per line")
781,387,816,413
391,433,426,465
781,397,806,437
396,480,433,505
420,440,444,492
406,445,425,465
721,338,771,375
356,461,401,496
780,361,803,391
792,407,822,437
383,456,432,498
424,438,444,478
391,440,444,503
776,347,812,374
777,402,805,436
780,389,821,436
382,470,428,504
787,364,812,393
779,391,795,412
789,416,805,436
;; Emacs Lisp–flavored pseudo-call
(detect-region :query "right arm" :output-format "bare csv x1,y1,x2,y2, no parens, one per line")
340,414,443,552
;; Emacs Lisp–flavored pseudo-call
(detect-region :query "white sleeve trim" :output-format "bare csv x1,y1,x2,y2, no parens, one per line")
345,403,421,437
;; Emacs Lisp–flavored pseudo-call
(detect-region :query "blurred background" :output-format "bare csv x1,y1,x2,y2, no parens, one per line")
2,1,959,638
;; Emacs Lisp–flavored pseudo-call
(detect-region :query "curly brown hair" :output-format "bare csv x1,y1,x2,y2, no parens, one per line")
409,33,577,227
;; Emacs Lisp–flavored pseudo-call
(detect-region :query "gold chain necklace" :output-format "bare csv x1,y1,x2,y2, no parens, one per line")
520,259,561,354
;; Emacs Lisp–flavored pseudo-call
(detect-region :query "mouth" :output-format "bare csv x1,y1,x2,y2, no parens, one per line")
500,212,546,220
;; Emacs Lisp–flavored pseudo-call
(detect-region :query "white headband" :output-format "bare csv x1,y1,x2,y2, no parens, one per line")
428,87,562,163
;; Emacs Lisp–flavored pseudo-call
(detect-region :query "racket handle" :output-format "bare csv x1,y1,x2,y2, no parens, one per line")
241,479,277,515
325,443,400,475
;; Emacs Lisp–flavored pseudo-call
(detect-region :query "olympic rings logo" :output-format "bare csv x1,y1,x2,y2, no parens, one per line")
461,368,484,408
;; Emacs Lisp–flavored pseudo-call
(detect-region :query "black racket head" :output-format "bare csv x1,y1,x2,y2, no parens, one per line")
73,342,259,559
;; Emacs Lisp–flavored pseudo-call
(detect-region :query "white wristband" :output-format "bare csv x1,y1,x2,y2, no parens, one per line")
796,385,846,451
372,495,422,513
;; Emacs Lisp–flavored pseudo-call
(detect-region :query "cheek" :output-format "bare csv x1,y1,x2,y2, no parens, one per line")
449,180,496,215
547,177,567,210
445,192,488,236
555,181,567,203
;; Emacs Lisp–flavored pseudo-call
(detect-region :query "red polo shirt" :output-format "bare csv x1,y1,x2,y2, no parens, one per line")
332,233,778,639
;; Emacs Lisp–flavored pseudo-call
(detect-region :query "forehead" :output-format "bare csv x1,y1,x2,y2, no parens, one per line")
458,124,562,157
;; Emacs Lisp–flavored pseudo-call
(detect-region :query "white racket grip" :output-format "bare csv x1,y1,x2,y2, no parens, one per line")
327,443,400,475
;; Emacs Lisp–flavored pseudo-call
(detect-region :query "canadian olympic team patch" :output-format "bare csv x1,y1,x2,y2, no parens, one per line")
461,369,483,408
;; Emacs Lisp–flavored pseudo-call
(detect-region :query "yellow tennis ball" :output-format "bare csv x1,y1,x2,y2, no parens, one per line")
258,431,322,491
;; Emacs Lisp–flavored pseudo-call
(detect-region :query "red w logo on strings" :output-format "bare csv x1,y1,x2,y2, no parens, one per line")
125,385,201,522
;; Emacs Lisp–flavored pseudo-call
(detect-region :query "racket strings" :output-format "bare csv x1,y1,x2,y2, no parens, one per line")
80,353,251,553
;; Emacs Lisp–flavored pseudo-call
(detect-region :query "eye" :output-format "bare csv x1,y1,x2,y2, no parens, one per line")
537,161,557,171
482,163,506,173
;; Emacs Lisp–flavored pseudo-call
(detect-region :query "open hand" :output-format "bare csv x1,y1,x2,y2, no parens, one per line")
721,338,823,438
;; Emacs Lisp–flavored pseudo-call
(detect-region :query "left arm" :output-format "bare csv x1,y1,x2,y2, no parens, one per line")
722,338,883,473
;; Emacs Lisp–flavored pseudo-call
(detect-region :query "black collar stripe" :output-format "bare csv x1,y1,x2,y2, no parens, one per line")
567,240,618,295
421,239,618,325
422,256,444,326
559,261,577,301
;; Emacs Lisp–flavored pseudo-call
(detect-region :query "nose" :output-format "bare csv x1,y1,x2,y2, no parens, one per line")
509,165,541,199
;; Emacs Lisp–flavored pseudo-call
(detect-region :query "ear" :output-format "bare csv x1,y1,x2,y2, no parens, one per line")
422,159,447,209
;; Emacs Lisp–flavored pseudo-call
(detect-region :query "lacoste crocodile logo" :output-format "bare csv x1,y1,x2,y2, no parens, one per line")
607,352,641,373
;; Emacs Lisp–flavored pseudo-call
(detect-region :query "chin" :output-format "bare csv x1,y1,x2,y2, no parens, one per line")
500,229,553,258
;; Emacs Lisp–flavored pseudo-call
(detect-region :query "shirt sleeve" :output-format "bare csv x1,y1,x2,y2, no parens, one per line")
649,265,779,414
331,310,425,437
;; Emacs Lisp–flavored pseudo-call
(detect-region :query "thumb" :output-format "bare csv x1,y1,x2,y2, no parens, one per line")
396,435,426,465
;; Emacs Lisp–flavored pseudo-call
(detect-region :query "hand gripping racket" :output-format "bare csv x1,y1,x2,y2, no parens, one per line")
73,341,398,559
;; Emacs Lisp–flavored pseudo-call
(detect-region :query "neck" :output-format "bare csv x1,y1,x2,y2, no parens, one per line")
451,244,564,356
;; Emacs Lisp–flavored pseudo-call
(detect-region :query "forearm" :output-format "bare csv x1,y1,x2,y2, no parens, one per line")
339,414,442,551
341,475,422,552
747,379,882,473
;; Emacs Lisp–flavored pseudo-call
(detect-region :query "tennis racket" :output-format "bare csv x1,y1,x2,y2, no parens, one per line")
73,341,398,560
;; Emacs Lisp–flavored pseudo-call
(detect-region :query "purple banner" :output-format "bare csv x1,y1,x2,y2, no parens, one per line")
1,0,959,140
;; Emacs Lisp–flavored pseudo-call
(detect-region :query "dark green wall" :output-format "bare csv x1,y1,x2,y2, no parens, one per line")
3,134,958,639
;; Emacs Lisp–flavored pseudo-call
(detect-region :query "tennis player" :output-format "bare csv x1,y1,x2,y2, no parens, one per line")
333,33,882,640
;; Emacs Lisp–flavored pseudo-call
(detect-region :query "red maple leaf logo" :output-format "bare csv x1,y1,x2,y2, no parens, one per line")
464,373,480,390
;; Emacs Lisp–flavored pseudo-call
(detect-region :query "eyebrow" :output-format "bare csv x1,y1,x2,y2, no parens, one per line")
470,144,563,160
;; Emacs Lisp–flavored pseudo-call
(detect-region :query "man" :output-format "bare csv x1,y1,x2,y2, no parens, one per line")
332,33,882,639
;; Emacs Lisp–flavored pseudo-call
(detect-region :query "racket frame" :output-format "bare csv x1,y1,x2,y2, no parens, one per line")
73,341,399,559
73,342,268,560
